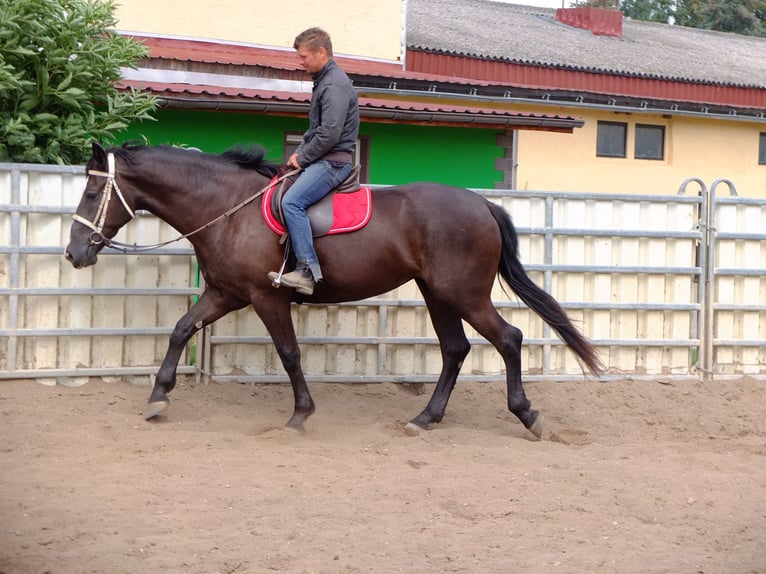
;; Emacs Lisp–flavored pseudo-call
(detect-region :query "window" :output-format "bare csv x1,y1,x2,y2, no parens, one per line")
596,121,627,158
635,124,665,160
284,133,370,182
596,121,667,161
759,133,766,165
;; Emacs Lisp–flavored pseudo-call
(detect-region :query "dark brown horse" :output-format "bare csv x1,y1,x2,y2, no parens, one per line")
65,142,601,438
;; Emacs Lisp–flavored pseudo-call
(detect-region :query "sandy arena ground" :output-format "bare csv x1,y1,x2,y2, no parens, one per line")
1,376,765,574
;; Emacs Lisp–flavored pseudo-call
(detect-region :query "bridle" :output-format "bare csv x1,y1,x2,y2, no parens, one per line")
71,152,299,253
72,152,135,247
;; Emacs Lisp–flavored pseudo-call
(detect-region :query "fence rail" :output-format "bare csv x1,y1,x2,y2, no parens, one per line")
1,162,764,383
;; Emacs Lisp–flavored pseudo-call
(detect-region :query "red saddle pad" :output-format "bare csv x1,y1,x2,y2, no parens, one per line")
261,176,373,236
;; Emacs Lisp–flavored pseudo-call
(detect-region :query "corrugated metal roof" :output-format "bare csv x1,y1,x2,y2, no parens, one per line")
120,79,583,131
134,35,493,87
407,0,766,90
137,35,403,76
406,50,765,109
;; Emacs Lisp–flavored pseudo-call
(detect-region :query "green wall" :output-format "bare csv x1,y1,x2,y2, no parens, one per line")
119,109,503,188
361,122,502,187
118,109,303,160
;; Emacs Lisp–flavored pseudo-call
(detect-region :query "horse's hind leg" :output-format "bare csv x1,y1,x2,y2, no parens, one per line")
462,303,542,439
407,285,471,431
145,287,246,419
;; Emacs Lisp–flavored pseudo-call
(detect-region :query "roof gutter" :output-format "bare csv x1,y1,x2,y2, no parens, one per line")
157,96,307,115
359,107,582,129
156,95,584,131
357,86,766,124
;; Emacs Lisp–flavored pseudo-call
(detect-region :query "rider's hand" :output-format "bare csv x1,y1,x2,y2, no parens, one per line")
287,153,301,170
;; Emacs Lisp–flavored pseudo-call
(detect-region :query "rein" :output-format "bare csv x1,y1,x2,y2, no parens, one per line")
73,153,298,253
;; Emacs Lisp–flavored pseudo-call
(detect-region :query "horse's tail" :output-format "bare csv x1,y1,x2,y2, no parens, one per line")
487,201,604,376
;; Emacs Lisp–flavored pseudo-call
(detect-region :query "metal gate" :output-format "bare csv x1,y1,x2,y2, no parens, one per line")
703,178,766,380
1,162,764,383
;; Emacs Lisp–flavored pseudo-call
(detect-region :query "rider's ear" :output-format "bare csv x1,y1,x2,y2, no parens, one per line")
91,141,107,165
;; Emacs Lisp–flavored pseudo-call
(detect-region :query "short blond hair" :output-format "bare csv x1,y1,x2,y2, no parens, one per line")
293,27,333,56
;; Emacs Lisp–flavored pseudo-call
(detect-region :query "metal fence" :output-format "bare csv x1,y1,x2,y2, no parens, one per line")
0,163,199,385
704,178,766,380
1,162,764,383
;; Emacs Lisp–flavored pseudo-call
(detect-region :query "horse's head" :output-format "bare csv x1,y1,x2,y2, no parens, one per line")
65,141,136,268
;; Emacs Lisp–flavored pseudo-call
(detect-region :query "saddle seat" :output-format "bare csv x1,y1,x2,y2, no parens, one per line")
262,165,372,238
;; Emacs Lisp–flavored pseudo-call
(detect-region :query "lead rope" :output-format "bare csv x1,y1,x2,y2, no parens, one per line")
72,155,300,253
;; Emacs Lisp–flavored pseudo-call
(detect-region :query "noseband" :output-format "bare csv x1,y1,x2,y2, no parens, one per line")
72,152,135,246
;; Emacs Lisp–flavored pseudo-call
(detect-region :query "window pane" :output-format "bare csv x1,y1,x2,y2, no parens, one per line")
284,133,370,181
759,133,766,165
597,121,626,158
284,133,302,163
635,124,665,160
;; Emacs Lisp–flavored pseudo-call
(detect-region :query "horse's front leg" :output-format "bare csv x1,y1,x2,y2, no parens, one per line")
144,287,246,419
256,298,315,433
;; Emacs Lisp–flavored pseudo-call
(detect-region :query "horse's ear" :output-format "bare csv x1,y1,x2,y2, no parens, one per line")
91,141,107,165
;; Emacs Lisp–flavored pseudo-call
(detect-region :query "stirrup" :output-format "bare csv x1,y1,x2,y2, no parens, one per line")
271,236,292,288
270,258,288,288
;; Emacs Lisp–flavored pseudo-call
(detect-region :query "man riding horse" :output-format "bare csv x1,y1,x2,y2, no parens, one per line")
268,27,360,296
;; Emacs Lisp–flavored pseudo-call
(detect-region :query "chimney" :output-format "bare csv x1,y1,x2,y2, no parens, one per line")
555,6,623,37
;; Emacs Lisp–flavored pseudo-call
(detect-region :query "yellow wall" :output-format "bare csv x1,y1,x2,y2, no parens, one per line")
517,107,766,197
114,0,404,61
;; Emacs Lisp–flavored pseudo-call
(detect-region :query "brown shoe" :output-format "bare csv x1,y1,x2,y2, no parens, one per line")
268,266,315,295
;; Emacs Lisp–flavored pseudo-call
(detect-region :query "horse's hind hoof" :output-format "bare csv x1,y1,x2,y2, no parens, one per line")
528,412,544,440
143,399,169,420
285,415,308,435
284,422,306,435
404,421,426,435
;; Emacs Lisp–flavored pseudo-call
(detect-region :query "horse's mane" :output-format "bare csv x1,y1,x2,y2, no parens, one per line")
107,142,281,179
220,145,281,178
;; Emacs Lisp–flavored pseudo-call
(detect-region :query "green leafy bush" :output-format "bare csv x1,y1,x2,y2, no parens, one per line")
0,0,158,164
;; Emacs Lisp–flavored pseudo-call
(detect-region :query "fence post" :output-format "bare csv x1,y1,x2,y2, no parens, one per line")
677,177,709,381
7,169,21,374
707,178,738,381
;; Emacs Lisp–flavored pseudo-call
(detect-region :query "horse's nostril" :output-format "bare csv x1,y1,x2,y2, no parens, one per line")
64,249,80,266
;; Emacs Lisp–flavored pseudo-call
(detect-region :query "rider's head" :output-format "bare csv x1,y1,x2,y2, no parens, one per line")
293,27,333,75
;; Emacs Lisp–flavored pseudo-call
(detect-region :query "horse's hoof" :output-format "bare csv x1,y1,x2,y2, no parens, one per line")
143,399,169,420
285,419,307,435
404,421,426,435
528,412,544,440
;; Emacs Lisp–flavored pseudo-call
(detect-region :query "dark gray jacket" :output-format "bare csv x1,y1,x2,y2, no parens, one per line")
296,59,359,166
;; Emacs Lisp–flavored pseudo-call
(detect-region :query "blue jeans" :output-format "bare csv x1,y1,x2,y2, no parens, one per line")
282,160,352,281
